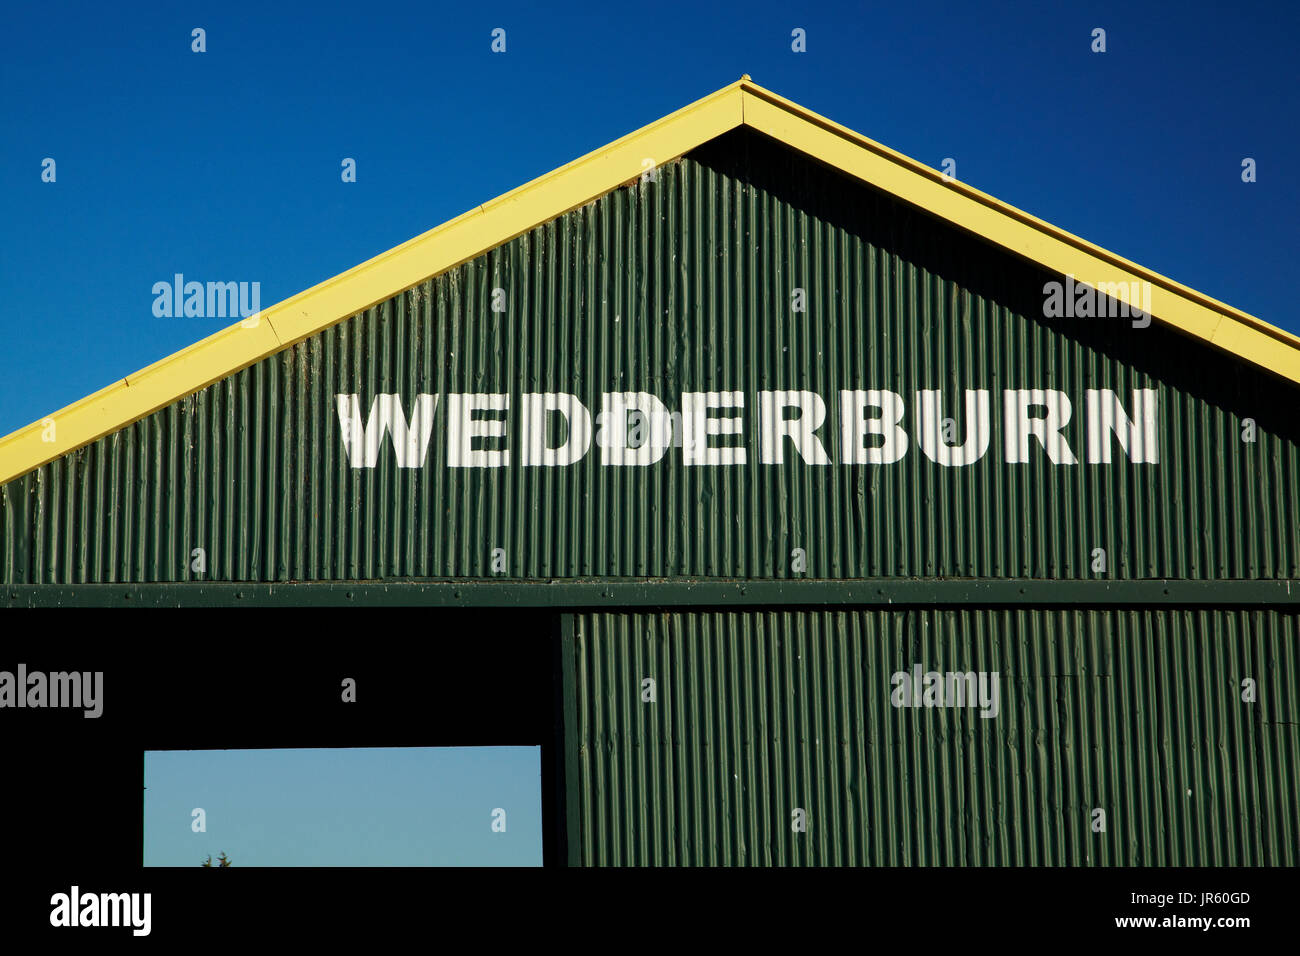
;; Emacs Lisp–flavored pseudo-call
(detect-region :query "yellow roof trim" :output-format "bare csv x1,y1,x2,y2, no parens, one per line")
739,84,1300,367
2,77,1296,485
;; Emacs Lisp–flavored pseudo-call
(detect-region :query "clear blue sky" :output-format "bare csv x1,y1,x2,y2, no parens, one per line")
143,747,543,866
2,0,1296,435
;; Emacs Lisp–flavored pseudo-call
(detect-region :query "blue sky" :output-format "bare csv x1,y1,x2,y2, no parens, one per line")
2,0,1296,435
143,747,543,866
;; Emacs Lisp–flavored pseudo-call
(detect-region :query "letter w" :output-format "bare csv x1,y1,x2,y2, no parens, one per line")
335,394,438,468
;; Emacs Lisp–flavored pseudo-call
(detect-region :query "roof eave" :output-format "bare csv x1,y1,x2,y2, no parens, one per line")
0,77,1295,486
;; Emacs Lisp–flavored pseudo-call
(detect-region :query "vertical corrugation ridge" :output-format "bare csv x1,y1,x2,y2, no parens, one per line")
574,608,1300,865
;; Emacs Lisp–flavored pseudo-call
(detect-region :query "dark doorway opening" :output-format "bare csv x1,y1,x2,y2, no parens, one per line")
2,608,569,868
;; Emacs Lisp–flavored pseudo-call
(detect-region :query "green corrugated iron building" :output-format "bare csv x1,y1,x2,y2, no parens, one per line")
3,79,1297,865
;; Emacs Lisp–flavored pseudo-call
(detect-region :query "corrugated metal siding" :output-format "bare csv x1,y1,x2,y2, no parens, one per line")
3,128,1299,583
570,608,1300,866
